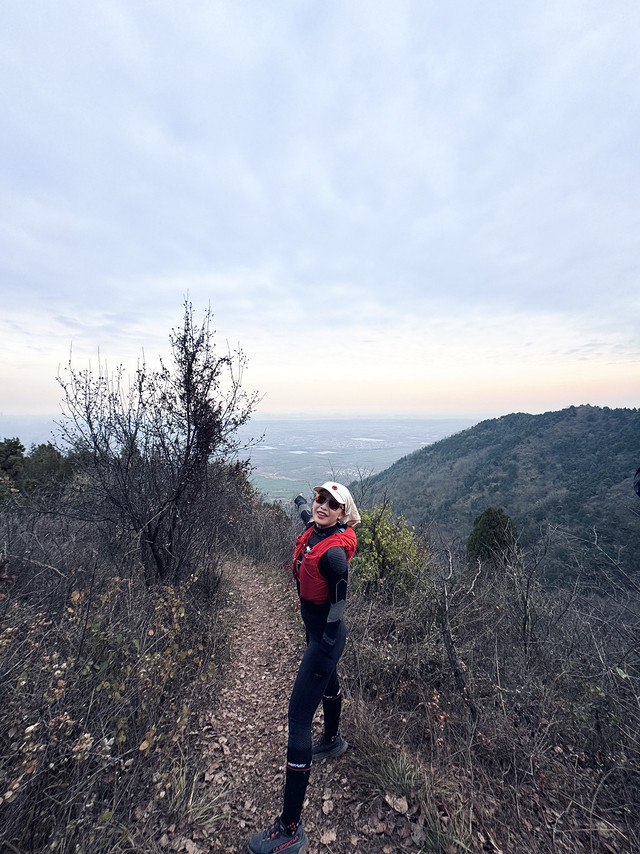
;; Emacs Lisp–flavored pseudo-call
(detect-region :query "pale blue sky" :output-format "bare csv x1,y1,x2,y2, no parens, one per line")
1,1,638,417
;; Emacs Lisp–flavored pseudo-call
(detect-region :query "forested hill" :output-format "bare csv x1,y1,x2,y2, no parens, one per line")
356,405,640,561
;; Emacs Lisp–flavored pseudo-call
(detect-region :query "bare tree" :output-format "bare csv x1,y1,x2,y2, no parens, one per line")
56,300,259,586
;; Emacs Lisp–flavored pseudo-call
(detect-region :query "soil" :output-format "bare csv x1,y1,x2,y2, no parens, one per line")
186,561,425,854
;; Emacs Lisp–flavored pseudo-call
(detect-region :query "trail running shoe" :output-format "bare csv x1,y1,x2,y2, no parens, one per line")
311,732,348,761
246,816,308,854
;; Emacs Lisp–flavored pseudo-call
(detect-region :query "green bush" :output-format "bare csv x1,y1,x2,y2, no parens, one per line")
351,505,423,590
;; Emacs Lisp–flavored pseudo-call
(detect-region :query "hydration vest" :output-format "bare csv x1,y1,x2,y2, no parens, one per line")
292,525,357,604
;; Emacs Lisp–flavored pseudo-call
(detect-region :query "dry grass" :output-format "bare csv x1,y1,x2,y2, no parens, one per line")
2,494,638,853
343,536,640,853
0,522,231,853
346,694,469,853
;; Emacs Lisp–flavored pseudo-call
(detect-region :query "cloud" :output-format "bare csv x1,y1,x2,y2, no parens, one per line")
0,1,638,416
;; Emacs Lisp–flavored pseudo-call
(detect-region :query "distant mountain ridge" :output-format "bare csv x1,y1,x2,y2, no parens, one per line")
355,405,640,565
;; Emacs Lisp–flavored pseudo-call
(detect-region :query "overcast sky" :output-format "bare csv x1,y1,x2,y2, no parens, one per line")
1,1,638,419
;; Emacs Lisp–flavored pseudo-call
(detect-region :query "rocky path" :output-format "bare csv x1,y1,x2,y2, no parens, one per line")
193,561,424,854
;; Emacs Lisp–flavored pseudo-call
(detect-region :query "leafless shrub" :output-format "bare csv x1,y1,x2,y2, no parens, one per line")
55,300,258,587
230,496,294,569
0,497,231,853
344,522,640,852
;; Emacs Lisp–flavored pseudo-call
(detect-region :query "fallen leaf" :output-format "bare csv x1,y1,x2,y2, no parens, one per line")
384,792,408,815
320,829,337,844
411,824,426,845
134,804,147,820
397,820,412,839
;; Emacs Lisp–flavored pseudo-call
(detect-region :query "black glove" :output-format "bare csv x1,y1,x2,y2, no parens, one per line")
294,494,308,508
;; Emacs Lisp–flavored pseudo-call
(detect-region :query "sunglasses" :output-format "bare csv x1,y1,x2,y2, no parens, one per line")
314,493,343,512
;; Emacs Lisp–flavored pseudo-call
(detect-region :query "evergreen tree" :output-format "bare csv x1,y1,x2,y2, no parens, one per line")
466,506,519,565
0,438,25,497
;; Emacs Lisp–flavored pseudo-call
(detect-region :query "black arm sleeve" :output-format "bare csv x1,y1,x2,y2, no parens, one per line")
318,547,348,643
295,496,313,526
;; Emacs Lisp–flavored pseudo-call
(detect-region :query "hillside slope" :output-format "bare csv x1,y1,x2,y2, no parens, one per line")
356,405,640,567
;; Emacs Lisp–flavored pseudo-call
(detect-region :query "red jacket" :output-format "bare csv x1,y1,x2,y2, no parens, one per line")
292,526,357,604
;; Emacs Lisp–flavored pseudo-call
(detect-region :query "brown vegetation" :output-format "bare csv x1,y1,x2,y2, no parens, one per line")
1,309,638,852
344,523,640,853
2,490,638,853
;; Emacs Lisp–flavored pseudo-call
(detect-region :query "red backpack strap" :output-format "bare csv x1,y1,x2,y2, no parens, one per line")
291,526,314,580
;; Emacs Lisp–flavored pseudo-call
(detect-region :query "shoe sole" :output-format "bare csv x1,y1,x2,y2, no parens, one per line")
246,838,308,854
246,847,308,854
312,739,348,761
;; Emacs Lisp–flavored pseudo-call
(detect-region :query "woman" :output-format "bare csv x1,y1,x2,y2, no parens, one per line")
247,481,360,854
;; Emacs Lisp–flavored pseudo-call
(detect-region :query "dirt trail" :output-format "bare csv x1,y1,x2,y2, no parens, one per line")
193,561,423,854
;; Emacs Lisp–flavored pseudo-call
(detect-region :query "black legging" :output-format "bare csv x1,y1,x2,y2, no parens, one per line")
286,600,346,768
